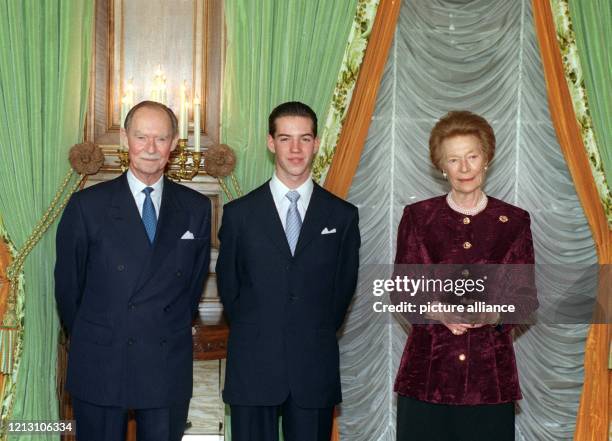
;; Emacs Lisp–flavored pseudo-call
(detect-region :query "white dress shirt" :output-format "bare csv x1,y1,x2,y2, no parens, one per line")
126,169,163,219
269,173,313,230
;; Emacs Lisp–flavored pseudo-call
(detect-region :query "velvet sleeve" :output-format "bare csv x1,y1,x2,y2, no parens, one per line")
498,213,538,327
394,205,427,265
391,206,433,323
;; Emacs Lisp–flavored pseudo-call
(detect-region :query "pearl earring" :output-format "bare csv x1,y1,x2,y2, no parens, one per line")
442,171,447,179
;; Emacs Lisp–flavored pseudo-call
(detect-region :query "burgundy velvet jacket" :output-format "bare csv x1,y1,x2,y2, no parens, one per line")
393,195,536,405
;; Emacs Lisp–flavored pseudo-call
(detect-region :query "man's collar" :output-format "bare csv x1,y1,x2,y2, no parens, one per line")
270,172,314,207
126,169,164,197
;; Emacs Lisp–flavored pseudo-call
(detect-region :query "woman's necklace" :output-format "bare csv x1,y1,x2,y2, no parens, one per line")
446,191,488,216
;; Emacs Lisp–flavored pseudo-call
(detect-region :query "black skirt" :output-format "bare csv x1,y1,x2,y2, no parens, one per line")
396,395,515,441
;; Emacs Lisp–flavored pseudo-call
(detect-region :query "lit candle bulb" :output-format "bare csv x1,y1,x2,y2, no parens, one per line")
193,95,201,152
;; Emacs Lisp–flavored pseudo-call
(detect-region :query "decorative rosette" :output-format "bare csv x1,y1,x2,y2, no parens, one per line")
203,144,236,178
69,142,104,175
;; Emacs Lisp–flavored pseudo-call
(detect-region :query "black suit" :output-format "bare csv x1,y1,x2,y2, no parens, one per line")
54,173,211,440
216,181,360,440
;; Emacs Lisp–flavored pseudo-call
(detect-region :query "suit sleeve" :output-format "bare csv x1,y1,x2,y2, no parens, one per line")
54,193,88,333
188,197,212,317
216,204,240,323
333,207,361,330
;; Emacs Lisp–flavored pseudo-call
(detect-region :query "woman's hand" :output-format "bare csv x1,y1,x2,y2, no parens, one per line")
465,311,501,329
427,307,500,335
433,309,474,335
444,322,473,335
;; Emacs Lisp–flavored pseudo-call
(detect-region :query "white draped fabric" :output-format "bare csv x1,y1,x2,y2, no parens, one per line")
339,1,597,440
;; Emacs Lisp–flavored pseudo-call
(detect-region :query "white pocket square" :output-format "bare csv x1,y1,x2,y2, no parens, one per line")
321,227,336,235
181,231,194,239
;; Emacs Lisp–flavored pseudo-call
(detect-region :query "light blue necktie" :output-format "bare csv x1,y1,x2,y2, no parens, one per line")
285,191,302,255
142,187,157,244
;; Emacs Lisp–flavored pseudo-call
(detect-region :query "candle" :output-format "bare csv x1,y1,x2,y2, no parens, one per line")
193,95,201,152
183,101,190,142
120,96,129,128
126,79,134,106
179,81,187,139
120,95,129,150
153,65,163,103
160,75,167,105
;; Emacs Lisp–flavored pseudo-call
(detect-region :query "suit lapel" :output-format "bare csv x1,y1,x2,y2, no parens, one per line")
294,183,333,257
108,174,151,265
133,178,189,293
250,183,293,259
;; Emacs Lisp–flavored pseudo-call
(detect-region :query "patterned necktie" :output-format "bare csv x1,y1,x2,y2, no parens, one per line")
142,187,157,244
285,190,302,255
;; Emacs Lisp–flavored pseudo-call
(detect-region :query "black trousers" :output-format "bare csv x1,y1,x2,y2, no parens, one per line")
230,395,334,441
72,396,190,441
396,395,515,441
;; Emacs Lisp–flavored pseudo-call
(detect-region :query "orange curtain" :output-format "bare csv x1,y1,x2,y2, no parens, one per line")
324,0,402,200
532,1,611,440
325,0,402,439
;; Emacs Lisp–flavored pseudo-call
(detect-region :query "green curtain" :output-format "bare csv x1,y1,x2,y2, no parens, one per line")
221,0,359,194
0,1,93,438
568,0,611,193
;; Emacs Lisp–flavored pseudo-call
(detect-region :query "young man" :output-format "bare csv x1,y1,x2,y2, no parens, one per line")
55,101,211,441
216,101,361,441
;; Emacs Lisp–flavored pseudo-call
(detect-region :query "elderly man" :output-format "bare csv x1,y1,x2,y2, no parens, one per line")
55,101,211,441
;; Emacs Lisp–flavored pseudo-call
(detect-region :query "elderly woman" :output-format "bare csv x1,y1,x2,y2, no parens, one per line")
394,111,536,441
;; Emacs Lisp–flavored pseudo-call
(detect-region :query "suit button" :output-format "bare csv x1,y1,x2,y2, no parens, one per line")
289,295,298,303
462,217,470,225
117,264,125,271
458,353,466,361
128,302,135,310
461,269,470,277
127,338,134,346
463,241,472,250
176,271,182,277
160,339,167,346
163,306,170,313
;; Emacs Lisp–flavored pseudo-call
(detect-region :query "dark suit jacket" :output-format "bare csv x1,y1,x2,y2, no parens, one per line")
54,173,211,408
216,181,360,408
393,195,537,405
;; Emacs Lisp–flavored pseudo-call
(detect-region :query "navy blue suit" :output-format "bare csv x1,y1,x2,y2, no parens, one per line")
54,173,211,437
216,181,360,411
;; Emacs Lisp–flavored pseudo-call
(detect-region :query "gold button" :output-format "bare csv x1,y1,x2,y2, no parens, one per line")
461,269,470,277
463,241,472,249
463,217,470,224
459,354,466,361
499,215,508,223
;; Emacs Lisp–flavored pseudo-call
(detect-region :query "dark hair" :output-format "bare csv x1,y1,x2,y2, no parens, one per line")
124,101,179,138
268,101,318,137
429,110,496,170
